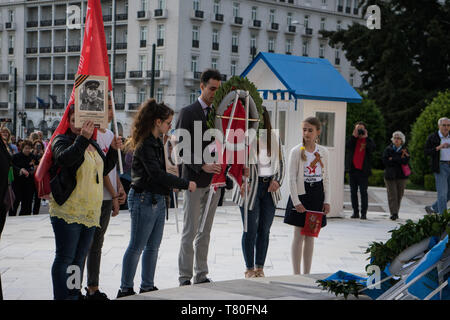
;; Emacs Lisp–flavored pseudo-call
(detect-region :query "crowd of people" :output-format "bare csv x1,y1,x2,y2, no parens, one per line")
0,69,448,300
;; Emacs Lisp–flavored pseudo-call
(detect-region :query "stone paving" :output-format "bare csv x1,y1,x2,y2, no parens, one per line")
0,185,436,300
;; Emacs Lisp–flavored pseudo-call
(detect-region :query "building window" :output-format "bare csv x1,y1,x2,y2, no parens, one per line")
320,17,326,30
140,0,148,11
269,9,275,24
337,20,342,31
139,55,147,71
192,25,199,41
230,60,237,76
232,2,240,17
189,90,197,104
316,112,335,147
8,35,14,49
140,26,147,41
191,56,198,72
302,41,308,56
322,0,327,5
287,12,293,26
251,7,257,20
8,9,15,23
304,15,309,28
319,44,325,58
156,87,163,102
158,0,166,9
193,0,200,11
285,39,293,54
213,0,221,14
212,29,219,43
156,54,164,71
211,58,218,70
138,87,146,103
349,73,354,86
268,38,275,52
232,32,239,46
157,24,165,46
250,35,257,48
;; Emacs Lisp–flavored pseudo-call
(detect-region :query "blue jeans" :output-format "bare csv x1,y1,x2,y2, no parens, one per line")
432,162,450,214
240,180,276,269
120,189,166,291
50,216,96,300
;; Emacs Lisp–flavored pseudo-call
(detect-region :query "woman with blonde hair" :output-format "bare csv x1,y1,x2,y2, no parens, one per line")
284,116,330,275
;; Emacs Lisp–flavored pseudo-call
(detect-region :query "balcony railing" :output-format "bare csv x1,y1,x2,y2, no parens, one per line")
231,45,238,53
114,72,126,79
128,103,140,111
193,10,204,19
53,103,65,109
0,74,9,81
335,58,340,65
233,16,243,25
288,25,296,33
251,20,261,28
146,70,161,78
40,20,52,27
38,103,50,109
8,48,13,55
353,8,359,15
0,103,8,109
26,47,38,54
25,74,37,81
27,21,38,28
115,103,125,110
345,7,351,14
40,47,52,53
221,74,227,81
53,74,65,80
39,74,51,80
103,15,112,22
213,13,224,22
192,40,199,48
54,46,66,53
54,19,66,26
270,23,279,31
67,73,75,80
250,46,257,56
193,71,202,80
212,42,219,51
115,43,127,50
68,45,81,52
157,38,164,47
337,5,343,12
25,102,36,109
140,40,147,48
154,9,167,18
116,13,128,21
304,28,313,35
137,11,147,19
129,71,143,78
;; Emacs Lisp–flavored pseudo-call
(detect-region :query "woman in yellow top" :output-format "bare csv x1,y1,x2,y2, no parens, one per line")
49,105,121,300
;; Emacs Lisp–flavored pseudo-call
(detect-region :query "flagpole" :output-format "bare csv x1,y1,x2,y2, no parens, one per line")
199,90,240,233
109,90,123,174
244,91,250,233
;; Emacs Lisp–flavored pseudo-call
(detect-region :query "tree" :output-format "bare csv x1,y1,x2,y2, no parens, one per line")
409,90,450,185
322,0,450,139
346,93,386,169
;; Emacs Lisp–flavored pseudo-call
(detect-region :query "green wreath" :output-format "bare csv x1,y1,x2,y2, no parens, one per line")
207,76,264,130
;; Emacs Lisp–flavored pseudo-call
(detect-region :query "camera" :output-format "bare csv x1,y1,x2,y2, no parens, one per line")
357,128,365,136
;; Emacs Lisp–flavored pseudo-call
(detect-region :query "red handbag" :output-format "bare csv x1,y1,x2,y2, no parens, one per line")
401,164,411,177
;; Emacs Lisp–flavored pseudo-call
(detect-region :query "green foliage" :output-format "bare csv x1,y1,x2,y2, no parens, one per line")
409,90,450,185
424,174,436,191
208,76,264,130
368,169,385,187
322,0,450,140
316,280,365,300
318,211,450,299
346,93,386,169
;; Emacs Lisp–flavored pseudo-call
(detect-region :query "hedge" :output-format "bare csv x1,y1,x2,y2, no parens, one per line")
345,169,385,187
409,90,450,185
424,174,436,191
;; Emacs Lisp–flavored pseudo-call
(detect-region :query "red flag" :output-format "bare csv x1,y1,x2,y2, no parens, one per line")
35,0,112,198
211,100,246,191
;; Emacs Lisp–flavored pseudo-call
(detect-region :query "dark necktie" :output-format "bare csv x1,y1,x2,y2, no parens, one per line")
205,106,212,118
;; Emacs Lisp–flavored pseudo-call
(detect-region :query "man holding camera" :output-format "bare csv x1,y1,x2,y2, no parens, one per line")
345,122,376,220
424,117,450,215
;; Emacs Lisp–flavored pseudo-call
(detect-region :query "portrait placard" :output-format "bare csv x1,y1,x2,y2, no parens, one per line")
74,74,108,129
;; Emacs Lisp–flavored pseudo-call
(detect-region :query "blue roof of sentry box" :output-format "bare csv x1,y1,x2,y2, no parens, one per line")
241,52,362,103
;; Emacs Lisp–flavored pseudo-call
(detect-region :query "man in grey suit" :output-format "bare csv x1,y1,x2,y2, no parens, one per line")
176,69,223,286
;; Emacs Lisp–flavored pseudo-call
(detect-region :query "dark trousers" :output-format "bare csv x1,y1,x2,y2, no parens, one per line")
50,216,95,300
86,200,113,288
9,180,34,216
33,191,41,215
349,170,369,216
0,203,5,301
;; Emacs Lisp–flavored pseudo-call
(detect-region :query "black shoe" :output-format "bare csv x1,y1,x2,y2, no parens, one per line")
195,278,212,284
179,280,191,286
390,214,398,221
116,288,136,299
78,291,86,301
360,214,367,220
139,286,158,294
85,288,109,301
351,213,359,219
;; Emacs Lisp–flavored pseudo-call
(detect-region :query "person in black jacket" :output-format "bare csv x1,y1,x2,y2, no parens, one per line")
49,105,121,300
345,121,376,220
424,117,450,215
383,131,410,221
117,99,196,298
9,139,37,216
0,131,12,301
